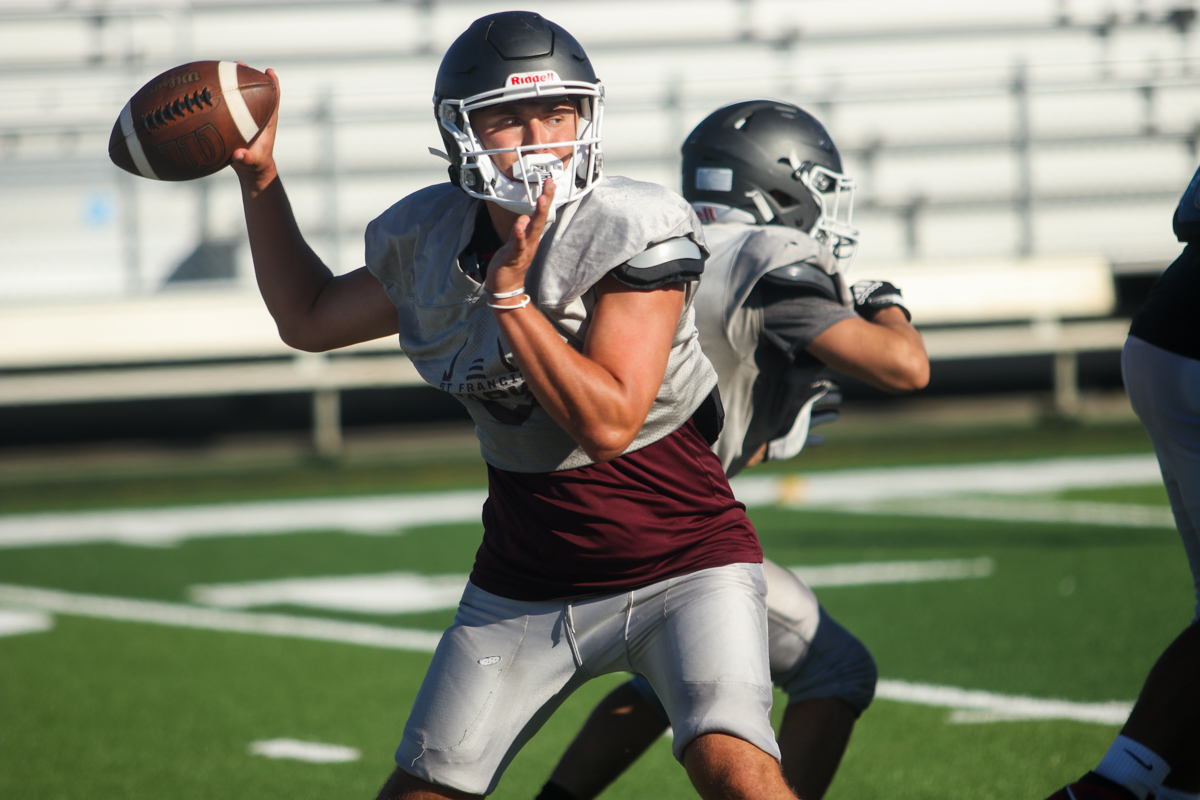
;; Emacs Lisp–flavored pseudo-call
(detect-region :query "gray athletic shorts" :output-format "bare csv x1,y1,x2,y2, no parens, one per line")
395,562,778,796
632,558,877,720
1124,335,1200,621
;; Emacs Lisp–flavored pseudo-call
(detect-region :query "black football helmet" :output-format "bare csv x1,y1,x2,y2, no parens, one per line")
682,100,858,266
433,11,604,215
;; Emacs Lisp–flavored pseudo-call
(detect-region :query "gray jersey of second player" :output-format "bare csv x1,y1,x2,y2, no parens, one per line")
365,176,717,473
693,222,851,472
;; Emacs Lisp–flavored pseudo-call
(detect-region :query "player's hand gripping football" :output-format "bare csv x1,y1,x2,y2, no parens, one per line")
230,66,281,196
484,179,557,302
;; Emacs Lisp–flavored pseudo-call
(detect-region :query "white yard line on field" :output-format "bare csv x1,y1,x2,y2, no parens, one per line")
0,608,54,637
0,489,488,548
0,582,1131,726
728,453,1162,507
876,679,1133,725
792,557,995,587
189,572,473,615
0,454,1165,549
837,498,1176,528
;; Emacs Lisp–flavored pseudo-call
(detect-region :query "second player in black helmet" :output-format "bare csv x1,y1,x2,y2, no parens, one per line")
685,99,926,473
684,99,859,275
534,101,929,800
228,11,804,800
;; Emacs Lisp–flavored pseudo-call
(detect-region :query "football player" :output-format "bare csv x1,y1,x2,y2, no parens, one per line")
534,101,929,800
231,13,800,800
1044,169,1200,800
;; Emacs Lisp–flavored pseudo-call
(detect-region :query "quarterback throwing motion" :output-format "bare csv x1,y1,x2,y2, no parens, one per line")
231,12,798,800
535,101,929,800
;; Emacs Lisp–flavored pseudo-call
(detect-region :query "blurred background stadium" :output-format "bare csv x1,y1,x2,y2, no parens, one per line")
3,4,1195,799
3,0,1197,456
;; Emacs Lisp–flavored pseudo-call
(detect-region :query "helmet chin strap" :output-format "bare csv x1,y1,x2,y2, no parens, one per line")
486,153,572,222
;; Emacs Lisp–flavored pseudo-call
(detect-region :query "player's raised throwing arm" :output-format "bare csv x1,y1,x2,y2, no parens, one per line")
230,69,398,353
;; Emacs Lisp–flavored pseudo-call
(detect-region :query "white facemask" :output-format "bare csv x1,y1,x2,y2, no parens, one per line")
486,152,573,220
438,80,605,219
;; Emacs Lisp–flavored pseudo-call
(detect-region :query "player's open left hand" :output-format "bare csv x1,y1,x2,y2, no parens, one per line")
230,66,281,196
485,179,557,298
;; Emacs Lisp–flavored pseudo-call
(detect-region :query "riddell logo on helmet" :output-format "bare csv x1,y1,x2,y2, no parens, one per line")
506,71,561,87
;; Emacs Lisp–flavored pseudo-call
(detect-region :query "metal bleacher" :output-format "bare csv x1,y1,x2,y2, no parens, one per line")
2,0,1199,452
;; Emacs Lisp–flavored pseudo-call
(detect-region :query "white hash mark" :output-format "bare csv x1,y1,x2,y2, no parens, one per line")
249,738,360,763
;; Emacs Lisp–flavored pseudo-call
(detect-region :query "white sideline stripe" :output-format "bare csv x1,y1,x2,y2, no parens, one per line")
729,454,1162,507
219,61,259,143
0,489,488,549
0,608,54,637
837,498,1177,528
249,738,360,763
0,584,443,652
0,455,1162,550
119,100,158,179
791,557,994,588
876,679,1133,725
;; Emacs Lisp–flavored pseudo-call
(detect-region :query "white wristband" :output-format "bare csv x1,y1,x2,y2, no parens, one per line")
486,286,526,299
487,294,531,311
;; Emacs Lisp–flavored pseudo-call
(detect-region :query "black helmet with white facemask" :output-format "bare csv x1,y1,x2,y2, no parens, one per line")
682,100,858,269
433,11,604,218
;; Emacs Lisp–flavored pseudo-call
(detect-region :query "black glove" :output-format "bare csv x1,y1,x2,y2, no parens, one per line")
852,280,911,321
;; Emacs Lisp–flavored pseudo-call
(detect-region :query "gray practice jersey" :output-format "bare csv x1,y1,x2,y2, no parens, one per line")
692,221,852,474
365,176,718,473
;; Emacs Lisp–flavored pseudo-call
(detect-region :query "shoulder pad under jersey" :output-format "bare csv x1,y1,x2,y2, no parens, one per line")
758,261,840,303
610,237,705,289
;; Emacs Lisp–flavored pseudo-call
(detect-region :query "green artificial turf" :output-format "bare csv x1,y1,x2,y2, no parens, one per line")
1,421,1187,800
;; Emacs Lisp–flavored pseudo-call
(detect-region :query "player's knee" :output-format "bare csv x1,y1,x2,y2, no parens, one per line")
827,625,878,715
682,732,787,796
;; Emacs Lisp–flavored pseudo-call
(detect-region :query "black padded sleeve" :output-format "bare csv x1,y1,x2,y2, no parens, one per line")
609,256,705,290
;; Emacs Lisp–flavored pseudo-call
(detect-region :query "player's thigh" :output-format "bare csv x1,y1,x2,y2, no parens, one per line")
396,582,582,796
1124,337,1200,616
629,563,778,763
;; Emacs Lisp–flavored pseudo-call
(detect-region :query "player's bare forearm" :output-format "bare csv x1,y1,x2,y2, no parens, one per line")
870,306,930,389
493,278,681,462
239,176,328,339
807,307,929,393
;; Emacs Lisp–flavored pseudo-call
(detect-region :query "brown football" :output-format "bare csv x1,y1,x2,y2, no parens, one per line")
108,61,277,181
